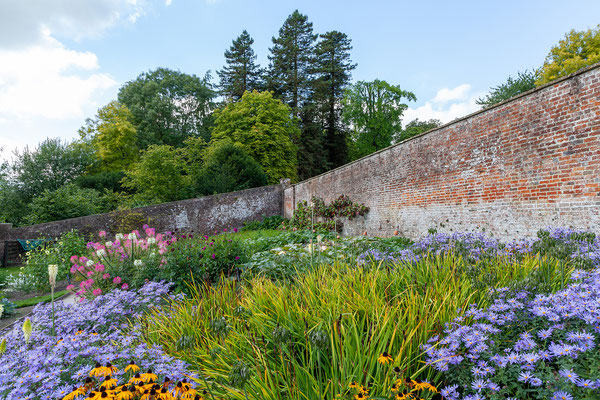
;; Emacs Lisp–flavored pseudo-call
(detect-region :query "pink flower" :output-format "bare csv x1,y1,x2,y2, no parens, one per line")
233,228,238,233
86,271,94,277
99,230,107,238
79,256,88,264
121,283,129,290
80,281,86,288
223,228,227,232
235,256,240,260
93,288,102,296
102,273,110,280
211,254,216,259
145,227,155,236
77,265,85,272
69,255,79,264
94,264,105,272
113,276,121,284
70,265,77,274
66,284,75,291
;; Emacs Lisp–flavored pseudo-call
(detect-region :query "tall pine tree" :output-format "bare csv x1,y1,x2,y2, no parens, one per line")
217,30,263,101
312,31,356,168
268,10,317,118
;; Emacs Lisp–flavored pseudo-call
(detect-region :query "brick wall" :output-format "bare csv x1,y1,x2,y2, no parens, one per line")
284,64,600,239
0,185,283,246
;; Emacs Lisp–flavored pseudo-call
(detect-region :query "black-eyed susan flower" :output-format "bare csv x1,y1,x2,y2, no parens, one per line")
100,375,118,389
90,362,105,378
103,362,118,377
390,383,399,393
124,361,140,373
377,351,393,365
63,386,86,400
349,381,360,389
161,376,172,388
354,392,367,400
173,381,186,396
182,389,198,399
141,369,158,383
129,373,144,385
115,386,135,400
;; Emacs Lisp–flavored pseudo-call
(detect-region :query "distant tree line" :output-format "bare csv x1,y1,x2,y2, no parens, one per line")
1,18,597,226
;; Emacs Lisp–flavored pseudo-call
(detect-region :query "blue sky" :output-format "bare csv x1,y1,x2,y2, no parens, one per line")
1,0,599,159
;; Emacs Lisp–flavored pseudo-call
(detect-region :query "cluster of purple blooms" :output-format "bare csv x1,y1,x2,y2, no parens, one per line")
423,267,600,399
357,228,600,268
0,281,194,399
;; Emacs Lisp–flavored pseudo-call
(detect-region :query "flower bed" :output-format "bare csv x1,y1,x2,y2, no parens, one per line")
424,268,600,399
0,281,196,399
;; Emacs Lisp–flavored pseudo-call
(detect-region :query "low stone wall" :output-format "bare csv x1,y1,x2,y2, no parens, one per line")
1,184,283,245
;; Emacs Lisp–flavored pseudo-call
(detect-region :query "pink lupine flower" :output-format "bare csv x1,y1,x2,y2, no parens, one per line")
121,283,129,290
99,230,107,238
113,276,121,284
102,273,110,280
93,288,102,296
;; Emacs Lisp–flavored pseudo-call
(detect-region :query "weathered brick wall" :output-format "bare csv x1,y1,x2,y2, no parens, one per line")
1,185,283,243
285,64,600,239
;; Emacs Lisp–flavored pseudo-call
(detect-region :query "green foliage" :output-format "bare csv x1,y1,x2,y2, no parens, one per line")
312,30,356,169
161,234,249,292
25,184,105,225
110,210,150,235
241,215,286,232
394,118,442,143
537,24,600,85
21,230,88,292
0,297,16,318
286,195,369,231
118,67,215,147
74,170,127,193
79,101,138,172
476,70,537,107
342,80,416,160
123,144,191,203
12,291,69,309
211,91,298,183
217,30,264,101
143,253,561,400
195,142,268,196
267,10,317,118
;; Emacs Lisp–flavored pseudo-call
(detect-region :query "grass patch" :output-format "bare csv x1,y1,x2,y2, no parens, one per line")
13,290,69,309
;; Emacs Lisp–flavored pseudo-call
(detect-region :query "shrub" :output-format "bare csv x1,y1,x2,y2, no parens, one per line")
285,195,369,232
195,142,268,196
21,230,88,292
161,232,249,292
67,227,177,297
241,215,286,231
25,183,105,225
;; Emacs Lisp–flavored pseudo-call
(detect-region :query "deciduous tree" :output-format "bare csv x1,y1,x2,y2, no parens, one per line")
476,71,537,107
210,91,298,183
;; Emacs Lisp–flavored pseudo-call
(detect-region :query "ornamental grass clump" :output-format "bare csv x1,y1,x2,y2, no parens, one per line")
67,226,177,298
0,281,193,399
424,268,600,399
142,253,564,400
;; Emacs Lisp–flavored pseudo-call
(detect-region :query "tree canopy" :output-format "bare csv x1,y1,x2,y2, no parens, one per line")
210,91,298,183
537,25,600,85
217,30,263,101
476,71,537,108
342,80,416,160
118,68,215,148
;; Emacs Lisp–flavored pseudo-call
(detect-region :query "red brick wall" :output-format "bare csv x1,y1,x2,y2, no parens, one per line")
284,64,600,239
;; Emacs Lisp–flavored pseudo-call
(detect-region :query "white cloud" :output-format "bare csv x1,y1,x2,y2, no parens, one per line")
0,0,163,159
432,84,471,103
165,0,173,5
404,84,484,124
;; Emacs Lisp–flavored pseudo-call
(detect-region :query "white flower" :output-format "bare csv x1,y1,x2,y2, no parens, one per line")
147,237,156,245
149,251,157,258
316,235,322,243
105,241,113,248
0,304,4,318
128,233,137,240
277,250,286,255
96,249,106,257
115,233,124,240
134,259,143,267
48,264,59,287
321,245,328,251
86,260,94,267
